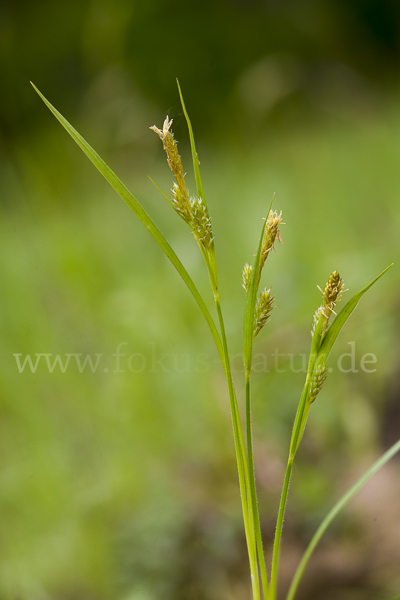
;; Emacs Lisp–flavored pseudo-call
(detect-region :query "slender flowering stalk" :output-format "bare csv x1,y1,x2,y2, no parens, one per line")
242,204,284,599
271,270,346,599
153,112,262,599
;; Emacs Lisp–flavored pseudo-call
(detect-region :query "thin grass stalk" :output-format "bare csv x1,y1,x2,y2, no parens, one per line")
245,373,270,599
177,86,262,599
286,438,400,600
201,246,261,600
242,208,278,600
270,362,316,597
270,457,293,599
214,293,261,600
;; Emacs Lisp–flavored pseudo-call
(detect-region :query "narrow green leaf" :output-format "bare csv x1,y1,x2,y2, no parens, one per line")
286,438,400,600
31,83,223,362
319,264,393,363
176,81,220,291
176,79,205,201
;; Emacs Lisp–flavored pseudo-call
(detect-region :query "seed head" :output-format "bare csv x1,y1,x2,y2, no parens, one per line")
242,263,253,293
321,270,344,317
309,363,328,404
260,210,283,269
254,287,274,337
151,117,191,223
150,117,185,189
171,182,192,222
189,196,213,249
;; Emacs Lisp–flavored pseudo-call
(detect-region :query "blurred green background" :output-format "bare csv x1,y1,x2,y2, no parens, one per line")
1,1,400,599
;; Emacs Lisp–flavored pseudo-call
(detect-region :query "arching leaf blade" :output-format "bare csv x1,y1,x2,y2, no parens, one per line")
319,264,393,362
286,437,400,600
176,79,205,201
31,83,223,361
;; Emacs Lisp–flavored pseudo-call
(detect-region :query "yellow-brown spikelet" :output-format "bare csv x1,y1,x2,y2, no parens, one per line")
254,287,274,337
260,210,283,270
189,196,213,249
150,117,192,223
316,270,345,320
323,270,344,313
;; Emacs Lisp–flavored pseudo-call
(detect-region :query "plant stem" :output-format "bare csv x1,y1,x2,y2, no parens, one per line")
270,456,293,599
201,245,260,600
214,292,261,600
246,371,270,599
286,438,400,600
270,379,310,599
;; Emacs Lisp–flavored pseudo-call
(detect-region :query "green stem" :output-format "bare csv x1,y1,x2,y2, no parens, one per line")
269,313,323,597
270,379,310,599
270,457,294,599
246,371,270,599
201,245,260,600
290,383,311,458
214,293,261,600
286,438,400,600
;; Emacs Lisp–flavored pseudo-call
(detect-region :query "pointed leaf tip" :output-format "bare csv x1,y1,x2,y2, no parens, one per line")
319,263,393,362
177,81,205,202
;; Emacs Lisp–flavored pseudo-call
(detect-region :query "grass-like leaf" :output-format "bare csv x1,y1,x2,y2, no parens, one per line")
177,79,205,202
286,437,400,600
319,264,393,362
31,83,224,363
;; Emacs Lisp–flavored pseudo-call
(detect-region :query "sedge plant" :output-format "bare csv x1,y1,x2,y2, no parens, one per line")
32,80,398,600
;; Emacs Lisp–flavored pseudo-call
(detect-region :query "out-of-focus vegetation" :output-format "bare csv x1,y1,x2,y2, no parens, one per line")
1,1,400,598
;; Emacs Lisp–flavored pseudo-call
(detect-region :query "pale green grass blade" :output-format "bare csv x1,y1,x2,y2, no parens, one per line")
286,438,400,600
177,80,205,201
31,83,223,361
319,264,393,362
176,81,221,289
